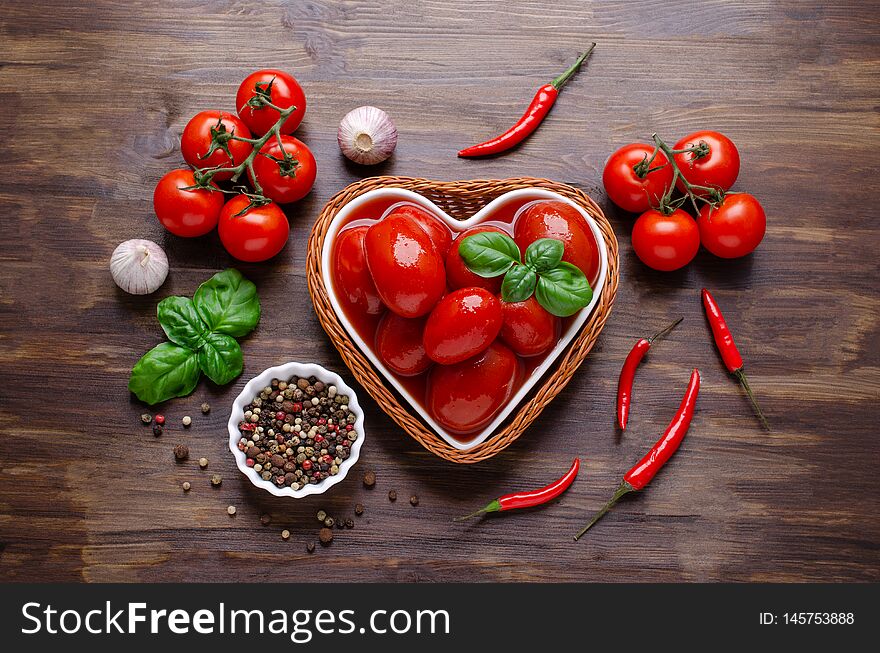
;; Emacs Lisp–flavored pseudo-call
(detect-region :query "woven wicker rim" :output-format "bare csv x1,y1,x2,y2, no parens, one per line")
306,177,619,464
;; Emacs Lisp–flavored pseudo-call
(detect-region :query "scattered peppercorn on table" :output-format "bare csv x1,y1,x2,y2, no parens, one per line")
0,0,878,583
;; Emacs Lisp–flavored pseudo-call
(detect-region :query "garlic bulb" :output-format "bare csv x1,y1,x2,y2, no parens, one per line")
110,239,169,295
337,106,397,165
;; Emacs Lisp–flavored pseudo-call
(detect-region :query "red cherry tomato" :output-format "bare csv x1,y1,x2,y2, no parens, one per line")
332,226,384,316
603,143,674,213
375,313,431,377
445,225,506,294
364,214,446,318
697,193,766,258
514,200,601,287
386,204,452,258
153,169,224,237
236,69,306,136
180,111,252,181
631,209,700,272
427,341,522,434
499,296,560,357
218,196,289,262
423,288,503,365
673,130,740,196
250,135,316,204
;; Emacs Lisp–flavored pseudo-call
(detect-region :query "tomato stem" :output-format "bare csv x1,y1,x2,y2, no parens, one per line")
651,133,722,214
192,102,298,208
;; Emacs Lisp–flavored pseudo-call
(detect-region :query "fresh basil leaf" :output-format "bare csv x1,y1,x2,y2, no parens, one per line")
501,263,538,303
157,296,209,350
458,232,521,278
525,238,565,273
193,268,260,337
197,333,243,385
535,262,593,317
129,342,200,405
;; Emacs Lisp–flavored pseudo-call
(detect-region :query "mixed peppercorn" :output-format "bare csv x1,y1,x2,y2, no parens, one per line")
236,375,358,490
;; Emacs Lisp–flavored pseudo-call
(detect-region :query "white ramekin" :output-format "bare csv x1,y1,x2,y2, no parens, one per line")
228,362,366,498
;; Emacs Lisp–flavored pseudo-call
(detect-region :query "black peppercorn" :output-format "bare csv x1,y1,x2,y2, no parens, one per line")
363,471,376,488
388,490,397,502
152,424,163,437
173,444,189,461
355,503,364,516
319,528,333,545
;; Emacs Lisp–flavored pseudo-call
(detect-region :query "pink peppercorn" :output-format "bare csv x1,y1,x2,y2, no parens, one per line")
155,414,165,425
345,424,353,431
275,411,285,420
342,440,350,447
323,455,334,464
291,402,302,413
302,460,312,471
276,435,285,444
246,459,255,467
317,418,326,425
314,434,324,443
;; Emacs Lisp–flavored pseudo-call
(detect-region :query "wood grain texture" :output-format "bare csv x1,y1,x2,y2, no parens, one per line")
1,0,878,582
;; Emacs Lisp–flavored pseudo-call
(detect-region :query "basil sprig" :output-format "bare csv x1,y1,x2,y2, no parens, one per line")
459,234,593,317
129,269,260,405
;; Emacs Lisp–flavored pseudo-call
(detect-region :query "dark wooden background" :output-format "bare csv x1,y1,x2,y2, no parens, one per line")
1,0,878,583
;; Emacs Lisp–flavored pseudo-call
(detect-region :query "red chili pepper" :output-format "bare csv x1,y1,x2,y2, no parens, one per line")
701,288,770,430
575,369,699,540
455,458,580,521
457,44,596,158
617,317,683,431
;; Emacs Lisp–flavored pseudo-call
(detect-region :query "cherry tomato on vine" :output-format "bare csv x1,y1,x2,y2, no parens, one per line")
603,143,674,214
631,209,700,272
153,169,225,237
218,195,289,262
697,193,766,258
673,130,740,196
250,135,316,204
180,111,253,181
236,70,306,136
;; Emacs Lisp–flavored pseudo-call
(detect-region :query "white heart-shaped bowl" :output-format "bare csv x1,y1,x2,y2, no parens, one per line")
227,362,366,498
319,187,608,452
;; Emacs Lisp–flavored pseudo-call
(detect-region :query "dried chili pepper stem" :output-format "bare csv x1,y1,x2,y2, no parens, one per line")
457,44,596,158
617,317,683,431
576,369,700,540
455,458,580,521
701,289,770,430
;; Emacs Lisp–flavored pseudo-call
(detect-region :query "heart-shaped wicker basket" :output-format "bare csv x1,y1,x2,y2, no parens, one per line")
306,176,619,463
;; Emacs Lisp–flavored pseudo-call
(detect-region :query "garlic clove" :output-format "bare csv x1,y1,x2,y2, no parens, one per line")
110,239,169,295
337,105,398,165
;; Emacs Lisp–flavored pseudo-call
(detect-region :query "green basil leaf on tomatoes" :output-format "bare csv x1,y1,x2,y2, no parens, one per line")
535,262,593,317
193,268,261,337
501,264,537,304
157,296,209,350
129,342,201,405
197,333,243,385
459,232,521,278
525,238,564,273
